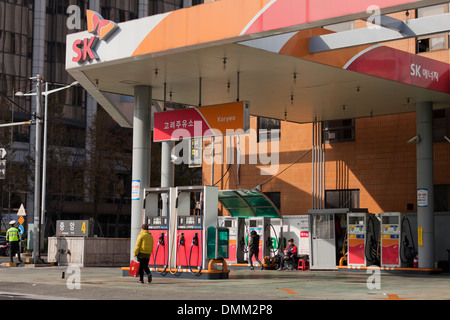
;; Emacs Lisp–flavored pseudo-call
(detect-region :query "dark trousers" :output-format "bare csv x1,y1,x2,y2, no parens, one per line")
137,257,151,282
277,254,294,269
9,241,21,263
249,250,262,267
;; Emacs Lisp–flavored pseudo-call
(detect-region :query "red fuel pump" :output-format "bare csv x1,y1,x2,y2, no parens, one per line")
176,215,203,275
148,216,169,275
143,188,170,276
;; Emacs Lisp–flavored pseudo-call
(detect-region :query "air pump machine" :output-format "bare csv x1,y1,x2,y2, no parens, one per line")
380,212,416,268
347,212,380,267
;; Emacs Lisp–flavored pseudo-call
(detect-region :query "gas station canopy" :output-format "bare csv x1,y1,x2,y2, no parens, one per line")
66,0,450,128
218,189,281,218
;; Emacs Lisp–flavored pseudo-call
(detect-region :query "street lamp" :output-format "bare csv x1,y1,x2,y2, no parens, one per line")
16,79,79,263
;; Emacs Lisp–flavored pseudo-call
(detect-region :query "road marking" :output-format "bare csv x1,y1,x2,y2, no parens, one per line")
377,294,409,300
277,288,299,295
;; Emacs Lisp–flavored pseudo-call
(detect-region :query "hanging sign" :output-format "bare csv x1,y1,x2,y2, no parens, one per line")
153,101,250,142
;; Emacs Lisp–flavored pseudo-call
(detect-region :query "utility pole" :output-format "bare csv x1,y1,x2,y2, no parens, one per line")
15,79,78,264
32,75,43,264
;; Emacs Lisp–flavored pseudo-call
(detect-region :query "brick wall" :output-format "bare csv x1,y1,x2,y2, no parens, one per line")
204,112,450,216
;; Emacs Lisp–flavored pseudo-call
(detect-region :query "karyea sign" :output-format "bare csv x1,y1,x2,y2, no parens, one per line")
153,101,250,142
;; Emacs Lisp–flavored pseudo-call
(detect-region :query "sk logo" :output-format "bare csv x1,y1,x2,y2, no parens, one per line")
86,10,119,41
72,10,119,63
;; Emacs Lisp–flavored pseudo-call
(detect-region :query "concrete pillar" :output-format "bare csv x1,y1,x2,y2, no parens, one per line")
161,141,174,188
416,101,435,269
89,0,100,12
138,0,149,18
160,141,174,219
130,86,152,260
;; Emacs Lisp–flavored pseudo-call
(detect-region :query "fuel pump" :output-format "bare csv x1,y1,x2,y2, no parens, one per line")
177,215,203,275
269,218,283,255
247,217,271,263
218,216,246,264
347,212,379,267
365,214,380,266
143,188,170,275
170,186,219,276
148,216,169,275
380,212,416,268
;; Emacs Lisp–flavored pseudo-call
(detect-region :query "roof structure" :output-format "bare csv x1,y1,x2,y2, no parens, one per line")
66,0,450,128
218,189,281,218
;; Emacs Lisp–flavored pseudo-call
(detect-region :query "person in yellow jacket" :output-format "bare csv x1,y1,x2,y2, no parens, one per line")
133,224,154,284
6,221,23,264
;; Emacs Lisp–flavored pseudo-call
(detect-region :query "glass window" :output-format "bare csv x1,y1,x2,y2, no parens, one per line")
323,21,355,32
435,185,450,212
417,4,446,18
257,117,281,143
325,189,360,209
264,192,281,211
323,119,355,143
433,108,450,142
312,214,334,239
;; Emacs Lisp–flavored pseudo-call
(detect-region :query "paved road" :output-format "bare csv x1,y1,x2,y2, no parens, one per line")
1,259,449,301
1,258,448,319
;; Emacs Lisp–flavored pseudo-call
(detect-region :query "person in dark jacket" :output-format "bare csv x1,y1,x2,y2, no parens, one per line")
277,238,298,270
248,230,263,270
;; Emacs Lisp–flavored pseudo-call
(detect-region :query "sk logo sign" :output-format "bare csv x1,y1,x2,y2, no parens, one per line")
72,10,119,63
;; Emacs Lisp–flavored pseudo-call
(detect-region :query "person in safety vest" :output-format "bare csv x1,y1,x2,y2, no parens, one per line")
133,224,154,284
6,221,23,264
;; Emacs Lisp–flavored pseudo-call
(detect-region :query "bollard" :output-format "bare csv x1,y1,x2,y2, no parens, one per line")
447,249,450,273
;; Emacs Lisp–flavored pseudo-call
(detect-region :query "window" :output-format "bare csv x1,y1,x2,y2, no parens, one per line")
433,108,450,142
417,35,447,53
264,192,281,211
417,4,446,18
325,189,360,209
257,117,280,143
435,185,450,212
323,21,355,32
323,119,355,143
416,4,449,53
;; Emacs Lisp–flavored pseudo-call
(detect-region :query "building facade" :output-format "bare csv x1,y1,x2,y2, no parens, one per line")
204,4,450,216
0,0,204,238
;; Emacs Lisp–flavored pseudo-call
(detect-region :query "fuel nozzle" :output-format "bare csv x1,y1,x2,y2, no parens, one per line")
159,233,165,245
179,233,185,246
192,233,199,246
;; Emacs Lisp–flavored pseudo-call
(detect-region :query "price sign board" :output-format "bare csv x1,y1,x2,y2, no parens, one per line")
56,220,89,237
